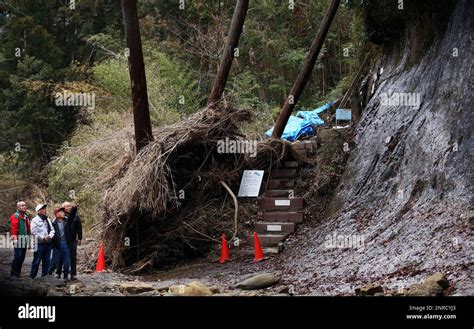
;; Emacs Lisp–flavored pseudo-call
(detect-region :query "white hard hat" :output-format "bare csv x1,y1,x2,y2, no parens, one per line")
35,204,47,212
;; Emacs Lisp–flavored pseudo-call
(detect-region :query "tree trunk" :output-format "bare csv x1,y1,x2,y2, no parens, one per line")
121,0,153,153
207,0,249,107
272,0,340,138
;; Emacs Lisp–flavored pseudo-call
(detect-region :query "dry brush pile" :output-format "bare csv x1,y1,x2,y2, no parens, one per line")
96,103,290,273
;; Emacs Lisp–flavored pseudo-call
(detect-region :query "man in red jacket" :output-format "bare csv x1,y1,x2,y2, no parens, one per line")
10,201,32,278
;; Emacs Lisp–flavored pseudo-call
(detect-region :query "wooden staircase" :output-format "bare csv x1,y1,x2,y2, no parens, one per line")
255,140,315,254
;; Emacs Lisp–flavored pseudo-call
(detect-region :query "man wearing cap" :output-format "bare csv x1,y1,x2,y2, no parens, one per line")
30,204,55,279
49,207,72,281
9,201,32,277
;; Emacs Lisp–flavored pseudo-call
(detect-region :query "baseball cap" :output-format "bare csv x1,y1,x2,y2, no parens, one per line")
54,207,65,216
35,204,47,212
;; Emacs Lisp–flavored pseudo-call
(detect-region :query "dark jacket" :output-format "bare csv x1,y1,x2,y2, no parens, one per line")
66,207,82,242
52,207,82,248
52,219,70,249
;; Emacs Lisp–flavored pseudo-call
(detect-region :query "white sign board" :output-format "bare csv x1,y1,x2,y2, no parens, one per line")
336,109,352,121
267,225,282,232
238,170,264,197
275,199,291,206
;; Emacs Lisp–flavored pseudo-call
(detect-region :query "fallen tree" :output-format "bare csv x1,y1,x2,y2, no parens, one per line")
98,103,291,272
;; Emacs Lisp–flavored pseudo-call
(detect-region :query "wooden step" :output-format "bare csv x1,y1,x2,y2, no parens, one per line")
267,179,295,190
261,197,304,211
257,234,287,247
293,148,308,158
271,168,297,178
262,211,304,223
264,189,293,197
255,222,295,235
264,245,283,254
292,142,307,150
233,245,283,255
293,140,317,151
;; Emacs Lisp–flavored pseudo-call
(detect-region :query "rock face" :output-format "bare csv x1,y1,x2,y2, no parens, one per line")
276,0,473,295
235,273,280,290
332,0,473,286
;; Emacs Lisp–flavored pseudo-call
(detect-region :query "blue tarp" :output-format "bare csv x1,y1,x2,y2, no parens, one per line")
296,101,334,123
265,116,314,142
265,101,334,141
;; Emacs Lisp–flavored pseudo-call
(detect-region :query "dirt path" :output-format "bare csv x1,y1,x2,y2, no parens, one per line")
0,238,291,296
1,230,471,297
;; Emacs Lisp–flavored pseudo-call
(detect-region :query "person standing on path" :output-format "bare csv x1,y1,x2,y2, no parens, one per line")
49,207,71,282
30,204,55,279
9,201,31,278
62,202,81,281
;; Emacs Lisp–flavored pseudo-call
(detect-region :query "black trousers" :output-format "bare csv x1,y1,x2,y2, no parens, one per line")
10,247,27,277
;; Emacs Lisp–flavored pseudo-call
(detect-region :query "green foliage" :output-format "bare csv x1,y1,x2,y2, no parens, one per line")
47,45,204,225
2,16,64,69
240,103,276,140
0,0,122,177
46,118,127,228
92,45,204,124
63,61,93,82
144,48,204,118
1,0,371,228
152,0,365,108
328,74,353,101
0,78,77,172
228,70,260,108
279,48,308,67
16,55,56,80
92,58,131,112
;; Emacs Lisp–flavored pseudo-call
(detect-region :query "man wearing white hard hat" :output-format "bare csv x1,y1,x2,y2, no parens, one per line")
30,204,55,278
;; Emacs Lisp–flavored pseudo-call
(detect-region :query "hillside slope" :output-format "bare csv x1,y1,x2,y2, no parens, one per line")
276,0,473,295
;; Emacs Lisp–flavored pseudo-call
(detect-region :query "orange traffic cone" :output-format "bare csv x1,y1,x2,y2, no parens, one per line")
253,232,264,262
96,243,106,272
219,234,230,264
